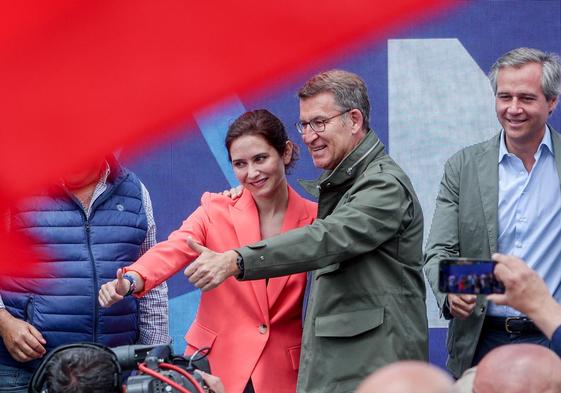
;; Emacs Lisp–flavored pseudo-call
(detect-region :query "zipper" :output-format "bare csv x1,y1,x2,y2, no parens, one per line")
345,139,380,176
321,139,381,184
84,218,99,341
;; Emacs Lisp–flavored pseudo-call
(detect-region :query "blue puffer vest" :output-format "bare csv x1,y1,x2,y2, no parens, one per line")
0,159,147,370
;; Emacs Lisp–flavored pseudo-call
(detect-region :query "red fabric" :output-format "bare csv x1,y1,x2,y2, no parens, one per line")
0,0,456,274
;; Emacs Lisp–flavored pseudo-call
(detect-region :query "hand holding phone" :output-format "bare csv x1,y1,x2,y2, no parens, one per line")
438,258,505,295
447,294,477,319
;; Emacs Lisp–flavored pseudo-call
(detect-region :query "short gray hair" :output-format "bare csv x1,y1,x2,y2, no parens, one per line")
488,47,561,101
298,69,371,131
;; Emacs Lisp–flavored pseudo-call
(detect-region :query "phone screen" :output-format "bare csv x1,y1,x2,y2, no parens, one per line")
438,258,505,294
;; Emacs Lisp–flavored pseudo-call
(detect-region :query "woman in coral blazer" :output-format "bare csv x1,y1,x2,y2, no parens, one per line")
100,110,316,393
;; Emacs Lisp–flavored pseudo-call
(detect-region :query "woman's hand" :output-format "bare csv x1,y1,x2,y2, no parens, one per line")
221,185,243,199
98,268,130,307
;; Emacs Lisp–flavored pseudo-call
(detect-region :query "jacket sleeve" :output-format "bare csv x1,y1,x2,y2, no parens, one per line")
238,168,413,280
126,196,211,296
551,325,561,357
423,155,461,314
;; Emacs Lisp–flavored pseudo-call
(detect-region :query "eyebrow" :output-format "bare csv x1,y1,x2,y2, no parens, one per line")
231,152,268,162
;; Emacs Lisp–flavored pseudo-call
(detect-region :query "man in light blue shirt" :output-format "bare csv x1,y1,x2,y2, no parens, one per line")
424,47,561,378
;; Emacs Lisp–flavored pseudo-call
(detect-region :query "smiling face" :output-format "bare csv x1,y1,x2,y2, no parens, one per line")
229,134,291,200
495,62,558,152
299,92,365,170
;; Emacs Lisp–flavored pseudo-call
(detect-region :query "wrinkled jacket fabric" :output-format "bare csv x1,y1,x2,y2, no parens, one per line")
238,131,428,393
0,160,146,370
424,128,561,378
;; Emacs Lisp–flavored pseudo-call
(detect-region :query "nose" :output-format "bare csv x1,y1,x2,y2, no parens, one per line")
247,164,260,179
507,98,523,114
301,129,319,145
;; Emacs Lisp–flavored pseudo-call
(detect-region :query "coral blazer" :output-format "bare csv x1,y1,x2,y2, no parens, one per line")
127,186,316,393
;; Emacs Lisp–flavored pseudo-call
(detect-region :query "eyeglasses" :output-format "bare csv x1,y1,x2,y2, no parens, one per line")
295,109,351,134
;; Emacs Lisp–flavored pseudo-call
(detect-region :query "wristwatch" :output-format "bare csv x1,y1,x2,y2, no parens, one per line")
235,252,244,279
122,273,137,297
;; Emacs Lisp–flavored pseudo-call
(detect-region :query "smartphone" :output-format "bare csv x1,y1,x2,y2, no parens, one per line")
438,258,505,294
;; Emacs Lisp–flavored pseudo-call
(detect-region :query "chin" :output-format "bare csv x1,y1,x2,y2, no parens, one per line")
312,158,329,170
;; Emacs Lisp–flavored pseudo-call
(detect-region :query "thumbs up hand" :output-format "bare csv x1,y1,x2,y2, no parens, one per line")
99,268,130,307
184,237,240,291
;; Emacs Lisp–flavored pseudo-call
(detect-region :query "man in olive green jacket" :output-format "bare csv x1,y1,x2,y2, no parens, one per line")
185,70,428,393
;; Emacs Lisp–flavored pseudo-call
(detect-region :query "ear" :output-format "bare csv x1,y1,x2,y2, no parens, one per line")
548,96,558,116
283,141,294,166
348,109,365,134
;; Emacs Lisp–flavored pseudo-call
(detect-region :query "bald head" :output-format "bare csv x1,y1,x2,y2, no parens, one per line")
356,361,455,393
474,344,561,393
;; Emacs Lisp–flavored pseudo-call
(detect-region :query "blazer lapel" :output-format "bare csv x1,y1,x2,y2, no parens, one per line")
230,191,269,320
477,135,500,254
267,186,312,307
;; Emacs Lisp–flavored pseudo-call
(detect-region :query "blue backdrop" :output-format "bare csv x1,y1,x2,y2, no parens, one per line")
121,0,561,370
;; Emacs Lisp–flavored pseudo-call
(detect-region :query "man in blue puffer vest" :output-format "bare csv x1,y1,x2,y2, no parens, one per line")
0,155,170,392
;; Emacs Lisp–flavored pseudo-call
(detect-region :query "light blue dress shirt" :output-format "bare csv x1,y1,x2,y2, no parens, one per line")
488,127,561,317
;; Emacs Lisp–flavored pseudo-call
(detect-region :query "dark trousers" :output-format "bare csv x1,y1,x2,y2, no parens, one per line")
243,379,255,393
471,321,550,366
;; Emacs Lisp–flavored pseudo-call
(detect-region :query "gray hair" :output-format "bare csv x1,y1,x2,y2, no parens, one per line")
298,69,371,131
488,47,561,101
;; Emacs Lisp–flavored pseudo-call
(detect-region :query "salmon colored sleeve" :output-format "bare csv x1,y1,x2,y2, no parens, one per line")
124,194,211,297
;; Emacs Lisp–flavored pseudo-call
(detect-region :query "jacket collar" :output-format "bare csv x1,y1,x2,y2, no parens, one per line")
229,184,312,245
229,184,312,319
299,130,384,196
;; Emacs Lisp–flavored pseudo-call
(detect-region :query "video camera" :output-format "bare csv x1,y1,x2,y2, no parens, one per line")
116,343,210,393
29,342,211,393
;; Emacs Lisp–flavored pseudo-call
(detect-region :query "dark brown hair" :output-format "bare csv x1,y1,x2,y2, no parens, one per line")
225,109,299,171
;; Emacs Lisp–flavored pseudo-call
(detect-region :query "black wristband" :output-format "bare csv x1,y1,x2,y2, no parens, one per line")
122,273,137,297
235,251,244,279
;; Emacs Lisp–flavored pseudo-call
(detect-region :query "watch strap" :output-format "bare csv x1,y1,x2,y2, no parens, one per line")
122,273,137,297
235,251,244,279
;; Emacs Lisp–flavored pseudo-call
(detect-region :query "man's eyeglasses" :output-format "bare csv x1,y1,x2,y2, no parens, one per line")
295,109,351,134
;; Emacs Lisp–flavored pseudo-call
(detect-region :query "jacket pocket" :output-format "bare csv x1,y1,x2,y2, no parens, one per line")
185,322,217,352
288,345,301,370
315,263,340,278
24,296,35,324
315,308,384,338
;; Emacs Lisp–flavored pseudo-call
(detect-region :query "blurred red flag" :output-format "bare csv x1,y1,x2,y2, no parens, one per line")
0,0,456,274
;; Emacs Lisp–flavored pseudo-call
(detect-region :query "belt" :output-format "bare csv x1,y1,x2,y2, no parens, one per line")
483,316,541,334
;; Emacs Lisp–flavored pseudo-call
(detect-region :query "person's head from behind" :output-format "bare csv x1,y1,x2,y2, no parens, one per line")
473,343,561,393
297,69,371,170
355,360,455,393
225,109,298,200
488,47,560,149
46,347,120,393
